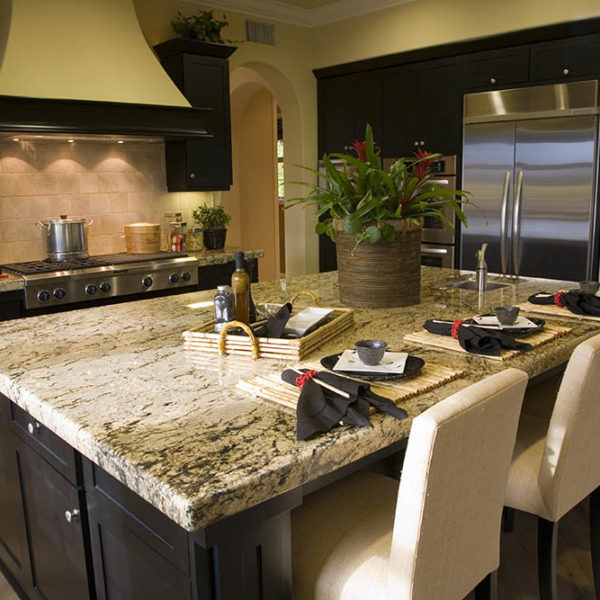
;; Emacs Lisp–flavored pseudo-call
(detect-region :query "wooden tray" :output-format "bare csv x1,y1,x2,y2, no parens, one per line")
183,306,354,361
403,323,572,361
518,301,600,322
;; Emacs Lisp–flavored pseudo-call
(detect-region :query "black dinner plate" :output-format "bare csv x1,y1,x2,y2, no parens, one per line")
465,315,546,337
320,353,425,381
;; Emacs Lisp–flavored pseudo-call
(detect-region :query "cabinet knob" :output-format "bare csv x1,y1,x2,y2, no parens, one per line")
65,509,80,523
562,68,570,75
490,77,497,84
27,422,41,435
419,141,425,146
414,141,419,146
189,172,196,179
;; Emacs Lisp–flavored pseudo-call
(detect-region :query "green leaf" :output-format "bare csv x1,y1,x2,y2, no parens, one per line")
364,225,381,243
343,215,361,233
380,223,396,242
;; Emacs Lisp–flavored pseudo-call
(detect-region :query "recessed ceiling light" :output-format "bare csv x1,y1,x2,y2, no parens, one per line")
117,140,124,144
11,137,19,142
67,138,75,143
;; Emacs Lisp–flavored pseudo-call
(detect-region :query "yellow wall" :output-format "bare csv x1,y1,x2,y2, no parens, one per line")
311,0,600,68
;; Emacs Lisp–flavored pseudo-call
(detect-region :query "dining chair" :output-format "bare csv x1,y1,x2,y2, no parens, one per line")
504,332,600,600
292,368,529,600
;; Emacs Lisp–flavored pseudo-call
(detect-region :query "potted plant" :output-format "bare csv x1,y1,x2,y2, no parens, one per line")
287,124,469,307
192,205,231,250
171,10,229,43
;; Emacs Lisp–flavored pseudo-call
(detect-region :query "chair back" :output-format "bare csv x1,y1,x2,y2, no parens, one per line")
387,368,528,600
538,333,600,520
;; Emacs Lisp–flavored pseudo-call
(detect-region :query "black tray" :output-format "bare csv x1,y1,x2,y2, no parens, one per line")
465,316,546,337
320,353,425,381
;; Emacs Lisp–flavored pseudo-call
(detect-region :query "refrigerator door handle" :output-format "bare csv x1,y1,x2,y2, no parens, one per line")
512,171,524,277
500,170,511,275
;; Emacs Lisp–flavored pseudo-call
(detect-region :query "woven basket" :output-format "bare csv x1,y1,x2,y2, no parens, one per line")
334,219,422,308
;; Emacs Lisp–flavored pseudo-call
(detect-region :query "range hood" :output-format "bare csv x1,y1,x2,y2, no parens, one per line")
0,0,210,139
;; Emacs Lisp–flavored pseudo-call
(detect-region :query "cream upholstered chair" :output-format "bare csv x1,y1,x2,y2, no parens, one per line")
292,368,528,600
504,332,600,600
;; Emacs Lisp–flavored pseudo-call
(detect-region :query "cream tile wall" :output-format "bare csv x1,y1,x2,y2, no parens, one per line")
0,139,215,263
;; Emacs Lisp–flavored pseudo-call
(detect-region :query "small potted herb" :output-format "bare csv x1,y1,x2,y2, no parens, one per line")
192,205,231,250
171,10,229,43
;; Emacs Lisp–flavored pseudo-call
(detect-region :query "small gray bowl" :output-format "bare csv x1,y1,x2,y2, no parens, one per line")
580,280,599,295
494,306,520,326
355,340,388,366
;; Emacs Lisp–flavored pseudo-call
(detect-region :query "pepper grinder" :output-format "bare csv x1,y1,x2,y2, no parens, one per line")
475,243,488,293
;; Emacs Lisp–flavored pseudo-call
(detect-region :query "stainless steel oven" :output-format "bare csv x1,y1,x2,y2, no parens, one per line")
421,243,454,268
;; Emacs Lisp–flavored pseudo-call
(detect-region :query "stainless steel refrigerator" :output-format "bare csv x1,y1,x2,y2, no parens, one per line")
460,80,599,281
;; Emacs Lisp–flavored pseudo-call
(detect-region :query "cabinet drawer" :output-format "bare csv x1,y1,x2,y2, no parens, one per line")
10,403,78,483
463,46,530,89
530,33,600,81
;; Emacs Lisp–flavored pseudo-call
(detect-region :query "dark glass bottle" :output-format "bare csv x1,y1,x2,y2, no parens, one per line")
231,251,250,324
213,285,233,332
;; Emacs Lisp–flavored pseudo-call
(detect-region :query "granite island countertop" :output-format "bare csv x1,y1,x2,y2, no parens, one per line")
0,267,598,532
0,272,25,292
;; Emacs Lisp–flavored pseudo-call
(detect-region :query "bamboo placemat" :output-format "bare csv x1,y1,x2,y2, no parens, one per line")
403,323,572,361
518,302,600,322
236,364,465,412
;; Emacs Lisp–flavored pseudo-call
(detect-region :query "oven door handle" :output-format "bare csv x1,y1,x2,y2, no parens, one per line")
500,170,511,275
429,179,450,186
421,247,449,255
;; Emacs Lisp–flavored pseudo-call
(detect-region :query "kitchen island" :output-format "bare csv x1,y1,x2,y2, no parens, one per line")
0,267,598,600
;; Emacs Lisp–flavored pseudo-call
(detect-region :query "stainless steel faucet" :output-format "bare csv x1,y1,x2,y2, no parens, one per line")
476,243,488,293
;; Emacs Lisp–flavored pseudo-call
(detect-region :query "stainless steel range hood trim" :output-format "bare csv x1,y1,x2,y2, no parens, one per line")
0,95,213,139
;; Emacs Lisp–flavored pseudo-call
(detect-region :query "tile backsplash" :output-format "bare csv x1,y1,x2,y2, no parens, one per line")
0,138,215,263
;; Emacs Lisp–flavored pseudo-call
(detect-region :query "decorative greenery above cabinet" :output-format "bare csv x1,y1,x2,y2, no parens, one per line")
154,39,237,192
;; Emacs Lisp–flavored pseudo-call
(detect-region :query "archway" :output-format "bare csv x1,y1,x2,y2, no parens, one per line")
222,61,317,280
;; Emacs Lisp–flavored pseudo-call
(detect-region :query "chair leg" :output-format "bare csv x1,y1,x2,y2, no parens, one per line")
537,517,558,600
502,507,516,533
590,486,600,599
474,571,498,600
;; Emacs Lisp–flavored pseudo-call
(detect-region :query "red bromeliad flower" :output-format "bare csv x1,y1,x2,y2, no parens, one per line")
352,139,367,162
414,148,435,179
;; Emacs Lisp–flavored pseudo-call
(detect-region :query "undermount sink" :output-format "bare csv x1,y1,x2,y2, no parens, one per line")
437,277,517,291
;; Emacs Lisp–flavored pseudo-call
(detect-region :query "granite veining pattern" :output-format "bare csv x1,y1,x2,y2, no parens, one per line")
0,273,24,292
0,268,598,531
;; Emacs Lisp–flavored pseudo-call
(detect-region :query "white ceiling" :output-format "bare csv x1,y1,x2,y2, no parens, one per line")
184,0,417,27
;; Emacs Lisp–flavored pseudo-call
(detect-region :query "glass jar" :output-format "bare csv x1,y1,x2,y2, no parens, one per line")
187,227,204,251
163,212,182,251
169,221,187,253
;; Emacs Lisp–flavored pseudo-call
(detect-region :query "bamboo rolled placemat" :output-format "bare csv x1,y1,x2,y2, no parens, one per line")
236,364,465,412
518,301,600,322
403,323,572,361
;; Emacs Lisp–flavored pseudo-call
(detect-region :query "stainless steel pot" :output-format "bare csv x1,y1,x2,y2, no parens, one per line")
37,215,93,261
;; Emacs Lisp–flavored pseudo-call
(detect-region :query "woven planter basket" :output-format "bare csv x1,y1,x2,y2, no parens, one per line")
334,219,422,308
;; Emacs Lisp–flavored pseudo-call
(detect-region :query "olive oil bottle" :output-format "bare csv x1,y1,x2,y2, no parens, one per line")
231,251,250,323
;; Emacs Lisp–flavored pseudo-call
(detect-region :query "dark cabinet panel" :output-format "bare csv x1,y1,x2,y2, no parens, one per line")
0,425,31,594
155,40,236,192
19,443,90,600
197,258,259,291
317,77,352,155
530,33,600,81
348,71,382,144
463,46,530,89
84,460,192,600
419,58,462,154
381,63,421,156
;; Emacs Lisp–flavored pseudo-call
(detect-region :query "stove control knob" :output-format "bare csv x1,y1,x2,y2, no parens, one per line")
85,284,98,296
99,282,111,293
169,273,180,284
142,276,153,288
37,290,51,302
181,271,191,282
53,288,66,300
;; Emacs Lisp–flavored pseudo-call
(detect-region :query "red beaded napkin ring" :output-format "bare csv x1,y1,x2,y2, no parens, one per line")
295,370,318,389
451,319,465,339
554,291,566,307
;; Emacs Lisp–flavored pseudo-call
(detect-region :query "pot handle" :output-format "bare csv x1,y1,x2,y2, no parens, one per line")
85,218,94,227
36,221,48,230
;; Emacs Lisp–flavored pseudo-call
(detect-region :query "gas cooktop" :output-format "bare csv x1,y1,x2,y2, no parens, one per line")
0,252,199,309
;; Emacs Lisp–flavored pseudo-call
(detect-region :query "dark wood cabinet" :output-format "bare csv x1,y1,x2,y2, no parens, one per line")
155,39,236,192
381,58,461,156
317,77,352,155
18,443,90,600
530,33,600,81
463,46,530,89
197,257,259,291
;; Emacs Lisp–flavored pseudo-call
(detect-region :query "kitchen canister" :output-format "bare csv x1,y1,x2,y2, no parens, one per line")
124,222,161,254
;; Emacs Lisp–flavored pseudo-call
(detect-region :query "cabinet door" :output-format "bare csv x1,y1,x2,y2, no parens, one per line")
463,46,530,89
84,461,192,600
19,443,90,600
381,63,421,156
530,33,600,81
318,77,353,155
348,71,382,147
183,56,232,191
419,57,462,154
0,426,31,594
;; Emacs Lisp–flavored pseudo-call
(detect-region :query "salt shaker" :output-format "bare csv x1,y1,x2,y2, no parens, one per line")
214,285,234,332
